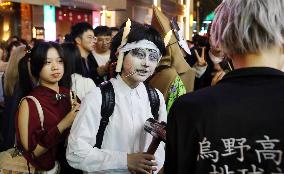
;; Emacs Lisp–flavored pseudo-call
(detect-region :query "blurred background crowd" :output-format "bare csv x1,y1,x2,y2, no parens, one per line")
0,0,229,151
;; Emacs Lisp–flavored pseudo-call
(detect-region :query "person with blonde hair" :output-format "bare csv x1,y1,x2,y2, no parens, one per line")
0,44,7,71
4,46,27,96
165,0,284,173
0,45,30,150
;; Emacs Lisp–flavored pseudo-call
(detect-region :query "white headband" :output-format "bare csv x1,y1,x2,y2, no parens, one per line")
116,19,131,72
115,39,161,72
119,39,160,54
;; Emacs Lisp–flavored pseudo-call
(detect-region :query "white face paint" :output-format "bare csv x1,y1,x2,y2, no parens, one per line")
121,48,160,85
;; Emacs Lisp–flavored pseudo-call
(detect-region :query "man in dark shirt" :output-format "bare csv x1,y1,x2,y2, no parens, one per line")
165,0,284,173
70,22,97,82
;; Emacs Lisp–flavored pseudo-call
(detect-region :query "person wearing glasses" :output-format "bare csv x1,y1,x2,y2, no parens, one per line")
90,26,112,85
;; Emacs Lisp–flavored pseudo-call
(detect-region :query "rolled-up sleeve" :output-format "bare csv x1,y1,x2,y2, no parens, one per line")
34,126,62,149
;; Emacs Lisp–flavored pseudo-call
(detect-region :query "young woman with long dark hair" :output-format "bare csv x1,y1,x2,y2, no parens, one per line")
16,41,80,173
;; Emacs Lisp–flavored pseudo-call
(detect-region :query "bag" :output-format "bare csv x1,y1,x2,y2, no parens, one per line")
0,149,60,174
0,96,60,174
0,147,35,173
94,81,160,149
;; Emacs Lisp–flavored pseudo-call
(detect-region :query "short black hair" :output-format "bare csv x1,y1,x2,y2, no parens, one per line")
110,21,166,76
70,22,94,43
20,39,28,47
94,26,112,37
110,21,166,62
10,35,19,41
110,27,119,32
30,42,65,80
192,34,208,48
64,33,73,43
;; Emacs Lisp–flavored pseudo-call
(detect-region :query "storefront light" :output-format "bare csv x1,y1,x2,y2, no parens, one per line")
153,0,158,6
190,14,193,27
3,23,9,32
3,22,10,41
44,5,56,41
153,0,161,9
3,33,9,41
92,11,100,28
0,2,12,7
100,5,106,26
185,0,190,40
32,27,36,38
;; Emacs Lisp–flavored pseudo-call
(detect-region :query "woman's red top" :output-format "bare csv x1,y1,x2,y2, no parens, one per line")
15,86,71,170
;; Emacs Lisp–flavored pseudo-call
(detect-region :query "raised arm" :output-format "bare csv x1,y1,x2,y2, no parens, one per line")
18,98,80,157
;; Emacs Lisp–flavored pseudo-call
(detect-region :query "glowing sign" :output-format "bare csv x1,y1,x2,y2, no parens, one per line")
44,5,56,41
92,11,100,28
0,2,12,7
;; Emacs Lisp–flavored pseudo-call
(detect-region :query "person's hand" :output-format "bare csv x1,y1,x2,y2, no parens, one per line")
105,61,110,67
109,61,117,78
127,153,157,174
97,61,110,76
97,65,108,76
194,47,207,67
57,102,80,133
211,71,226,86
65,101,80,126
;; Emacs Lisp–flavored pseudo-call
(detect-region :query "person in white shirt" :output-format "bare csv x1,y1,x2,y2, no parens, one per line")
66,20,167,174
91,26,112,85
61,43,96,101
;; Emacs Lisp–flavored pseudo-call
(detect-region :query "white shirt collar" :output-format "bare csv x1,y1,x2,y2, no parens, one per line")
113,75,143,98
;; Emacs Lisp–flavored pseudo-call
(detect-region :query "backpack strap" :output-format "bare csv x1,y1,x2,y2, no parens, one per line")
16,96,44,171
94,81,115,149
144,83,160,120
94,81,160,148
19,96,44,130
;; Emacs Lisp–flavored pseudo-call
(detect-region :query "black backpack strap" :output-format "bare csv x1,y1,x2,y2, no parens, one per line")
144,83,160,120
94,81,115,149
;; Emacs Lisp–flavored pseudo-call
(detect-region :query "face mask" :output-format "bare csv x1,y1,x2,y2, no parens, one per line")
209,50,224,64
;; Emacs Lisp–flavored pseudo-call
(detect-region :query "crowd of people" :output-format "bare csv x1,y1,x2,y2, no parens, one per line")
0,0,283,173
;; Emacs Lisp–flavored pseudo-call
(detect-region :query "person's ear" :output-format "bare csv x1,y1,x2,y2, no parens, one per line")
75,37,81,45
